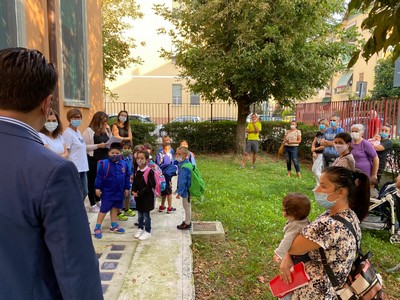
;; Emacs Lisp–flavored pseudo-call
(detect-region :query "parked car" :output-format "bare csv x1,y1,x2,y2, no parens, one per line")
157,115,201,137
204,117,236,122
171,115,201,123
107,113,154,123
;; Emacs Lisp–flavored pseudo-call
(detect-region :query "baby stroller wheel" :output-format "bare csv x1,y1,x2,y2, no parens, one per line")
389,234,400,244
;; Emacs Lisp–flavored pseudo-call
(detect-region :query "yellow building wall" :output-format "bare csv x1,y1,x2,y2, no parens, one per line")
23,0,103,129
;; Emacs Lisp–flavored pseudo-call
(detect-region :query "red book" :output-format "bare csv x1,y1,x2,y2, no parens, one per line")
269,262,310,297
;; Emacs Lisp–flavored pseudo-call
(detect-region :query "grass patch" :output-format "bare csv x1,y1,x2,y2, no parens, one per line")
192,154,400,299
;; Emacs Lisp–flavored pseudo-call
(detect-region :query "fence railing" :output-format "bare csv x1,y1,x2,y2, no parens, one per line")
296,98,400,139
105,102,240,125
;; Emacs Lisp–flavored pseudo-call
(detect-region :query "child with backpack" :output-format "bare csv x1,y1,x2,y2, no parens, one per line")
93,143,131,239
179,140,196,168
120,140,136,218
175,146,192,230
156,136,176,213
132,150,156,240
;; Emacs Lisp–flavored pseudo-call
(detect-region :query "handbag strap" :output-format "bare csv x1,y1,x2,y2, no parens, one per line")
318,215,360,288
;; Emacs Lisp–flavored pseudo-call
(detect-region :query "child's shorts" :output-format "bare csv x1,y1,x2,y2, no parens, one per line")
161,181,172,196
100,199,124,213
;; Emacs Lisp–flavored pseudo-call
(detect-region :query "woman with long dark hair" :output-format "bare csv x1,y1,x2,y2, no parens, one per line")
83,111,111,213
280,167,370,299
111,110,132,142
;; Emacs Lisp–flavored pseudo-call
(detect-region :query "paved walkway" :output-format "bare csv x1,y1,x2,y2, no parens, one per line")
86,189,194,300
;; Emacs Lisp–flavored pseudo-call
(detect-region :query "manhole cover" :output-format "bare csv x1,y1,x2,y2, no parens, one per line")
193,223,217,231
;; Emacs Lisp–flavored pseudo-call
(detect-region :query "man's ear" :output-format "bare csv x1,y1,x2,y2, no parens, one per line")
41,95,52,115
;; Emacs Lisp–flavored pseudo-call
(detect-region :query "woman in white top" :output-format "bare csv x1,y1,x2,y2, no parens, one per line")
39,110,68,158
283,121,302,178
83,111,111,212
62,108,89,200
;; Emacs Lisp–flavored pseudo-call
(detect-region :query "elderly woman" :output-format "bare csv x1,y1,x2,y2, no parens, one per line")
350,124,379,178
280,167,370,299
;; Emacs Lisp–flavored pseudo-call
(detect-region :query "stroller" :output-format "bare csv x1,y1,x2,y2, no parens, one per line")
361,182,400,244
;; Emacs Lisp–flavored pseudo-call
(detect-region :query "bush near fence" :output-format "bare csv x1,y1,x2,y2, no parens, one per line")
116,121,400,177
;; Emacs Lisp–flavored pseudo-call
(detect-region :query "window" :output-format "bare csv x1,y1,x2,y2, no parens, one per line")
172,84,182,105
190,93,200,106
0,1,17,48
60,0,88,105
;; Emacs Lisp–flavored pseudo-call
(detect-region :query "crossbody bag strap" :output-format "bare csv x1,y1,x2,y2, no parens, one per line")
319,216,360,288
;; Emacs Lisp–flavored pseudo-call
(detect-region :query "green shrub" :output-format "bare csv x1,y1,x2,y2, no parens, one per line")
108,119,156,145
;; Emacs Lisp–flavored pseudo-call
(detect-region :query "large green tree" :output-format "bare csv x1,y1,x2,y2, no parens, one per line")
102,0,143,87
371,55,400,98
347,0,400,66
155,0,356,152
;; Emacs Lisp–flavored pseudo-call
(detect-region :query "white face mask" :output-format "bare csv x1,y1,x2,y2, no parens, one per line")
119,116,127,123
175,157,184,163
44,121,58,132
290,125,296,130
334,144,348,155
351,132,360,140
136,159,146,166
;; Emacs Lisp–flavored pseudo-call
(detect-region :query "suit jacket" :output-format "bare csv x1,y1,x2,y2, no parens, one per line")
0,117,103,299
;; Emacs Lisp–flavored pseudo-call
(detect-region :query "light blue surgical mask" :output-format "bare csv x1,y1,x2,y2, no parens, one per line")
70,119,82,127
313,188,339,209
379,133,388,139
330,121,337,127
319,124,325,130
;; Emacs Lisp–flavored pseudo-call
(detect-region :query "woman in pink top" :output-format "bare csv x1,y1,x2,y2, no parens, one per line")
332,132,355,170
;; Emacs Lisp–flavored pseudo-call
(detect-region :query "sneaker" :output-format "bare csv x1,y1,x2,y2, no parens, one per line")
158,205,166,212
110,225,125,234
134,229,143,239
177,221,192,230
250,165,255,169
118,213,128,221
240,165,245,169
167,207,176,214
94,228,102,239
96,201,101,208
138,231,151,241
89,205,100,213
124,209,136,217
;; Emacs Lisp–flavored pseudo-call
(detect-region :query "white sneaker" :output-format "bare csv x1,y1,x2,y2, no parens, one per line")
89,205,100,213
139,231,151,241
134,229,143,239
96,201,101,208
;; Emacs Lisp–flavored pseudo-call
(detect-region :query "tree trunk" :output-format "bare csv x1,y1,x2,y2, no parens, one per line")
235,101,251,154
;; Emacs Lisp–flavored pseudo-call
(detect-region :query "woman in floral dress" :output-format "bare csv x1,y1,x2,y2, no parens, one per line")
279,167,370,299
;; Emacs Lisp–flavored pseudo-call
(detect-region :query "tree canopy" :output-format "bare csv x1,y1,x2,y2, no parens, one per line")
371,55,400,98
155,0,357,151
347,0,400,67
102,0,143,85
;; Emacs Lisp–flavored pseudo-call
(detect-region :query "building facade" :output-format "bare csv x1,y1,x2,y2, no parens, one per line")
0,0,104,128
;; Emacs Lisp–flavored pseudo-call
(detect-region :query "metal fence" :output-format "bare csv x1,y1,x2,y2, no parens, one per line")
296,98,400,139
105,102,240,125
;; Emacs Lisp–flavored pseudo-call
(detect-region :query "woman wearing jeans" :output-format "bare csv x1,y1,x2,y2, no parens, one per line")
284,121,302,178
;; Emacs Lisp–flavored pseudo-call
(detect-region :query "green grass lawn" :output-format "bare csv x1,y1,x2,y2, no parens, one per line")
192,154,400,300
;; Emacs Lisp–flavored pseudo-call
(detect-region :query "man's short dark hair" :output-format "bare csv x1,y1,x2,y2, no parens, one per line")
282,193,310,220
0,48,58,112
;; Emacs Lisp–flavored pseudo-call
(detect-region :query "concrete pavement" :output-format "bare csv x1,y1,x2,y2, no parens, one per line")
86,189,194,300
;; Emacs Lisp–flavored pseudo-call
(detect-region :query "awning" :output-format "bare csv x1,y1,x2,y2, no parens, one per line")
336,71,353,88
321,97,331,103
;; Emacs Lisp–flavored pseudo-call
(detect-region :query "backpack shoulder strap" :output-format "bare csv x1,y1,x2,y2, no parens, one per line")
142,167,151,185
100,160,110,179
181,162,193,170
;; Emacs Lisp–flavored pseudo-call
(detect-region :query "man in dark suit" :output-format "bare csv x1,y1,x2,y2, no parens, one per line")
0,48,103,299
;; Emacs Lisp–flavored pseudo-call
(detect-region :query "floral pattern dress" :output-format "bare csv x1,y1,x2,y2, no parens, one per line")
292,209,361,300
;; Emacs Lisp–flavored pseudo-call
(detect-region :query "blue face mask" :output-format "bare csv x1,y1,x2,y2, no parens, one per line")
313,188,338,209
319,124,325,130
110,155,121,163
330,121,337,127
70,119,82,127
380,133,388,139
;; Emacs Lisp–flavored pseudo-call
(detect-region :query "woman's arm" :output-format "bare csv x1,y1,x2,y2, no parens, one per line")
288,234,320,255
61,143,68,158
371,156,379,178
